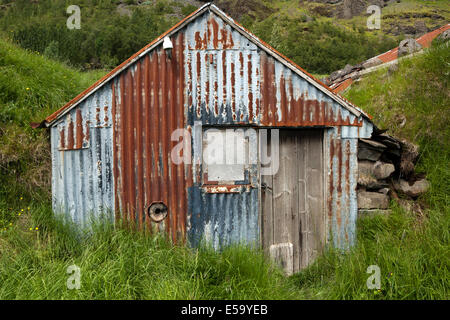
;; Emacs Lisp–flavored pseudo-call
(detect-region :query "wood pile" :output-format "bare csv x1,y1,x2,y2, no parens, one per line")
357,131,429,215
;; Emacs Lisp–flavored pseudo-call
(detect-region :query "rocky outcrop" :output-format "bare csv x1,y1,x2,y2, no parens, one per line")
307,0,392,19
398,38,422,57
436,29,450,42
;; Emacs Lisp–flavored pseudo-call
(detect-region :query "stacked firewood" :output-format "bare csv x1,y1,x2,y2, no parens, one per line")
357,132,429,214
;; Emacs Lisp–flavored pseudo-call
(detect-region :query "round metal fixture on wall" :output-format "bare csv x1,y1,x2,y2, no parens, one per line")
147,202,168,223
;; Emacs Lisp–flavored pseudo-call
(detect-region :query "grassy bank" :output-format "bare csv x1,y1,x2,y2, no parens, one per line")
0,205,300,299
0,37,105,207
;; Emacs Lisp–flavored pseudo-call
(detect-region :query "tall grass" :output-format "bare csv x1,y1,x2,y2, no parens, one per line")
0,205,301,300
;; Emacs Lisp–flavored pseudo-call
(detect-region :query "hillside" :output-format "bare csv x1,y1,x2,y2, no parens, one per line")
1,0,448,75
0,34,448,299
0,38,105,206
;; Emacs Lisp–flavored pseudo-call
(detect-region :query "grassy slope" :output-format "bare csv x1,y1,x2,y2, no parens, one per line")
4,0,448,76
0,38,105,205
0,37,449,300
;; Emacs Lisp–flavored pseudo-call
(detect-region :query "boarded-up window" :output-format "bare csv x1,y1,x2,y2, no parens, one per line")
202,128,249,184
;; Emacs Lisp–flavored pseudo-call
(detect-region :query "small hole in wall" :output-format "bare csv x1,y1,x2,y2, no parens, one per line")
147,202,168,223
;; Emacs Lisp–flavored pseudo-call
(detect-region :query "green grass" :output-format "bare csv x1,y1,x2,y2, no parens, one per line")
0,36,105,126
0,37,106,205
0,205,301,299
284,44,450,299
0,34,449,300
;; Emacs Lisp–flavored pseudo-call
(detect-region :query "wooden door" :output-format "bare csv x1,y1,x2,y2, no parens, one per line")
261,129,325,274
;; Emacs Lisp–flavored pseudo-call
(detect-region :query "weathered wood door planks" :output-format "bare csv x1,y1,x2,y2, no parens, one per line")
262,129,325,273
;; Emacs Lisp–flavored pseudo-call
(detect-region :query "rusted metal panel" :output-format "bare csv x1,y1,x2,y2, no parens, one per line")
111,32,188,242
188,188,259,249
259,52,364,128
185,11,260,125
186,10,257,51
44,3,373,128
51,84,114,227
188,125,259,248
325,127,358,249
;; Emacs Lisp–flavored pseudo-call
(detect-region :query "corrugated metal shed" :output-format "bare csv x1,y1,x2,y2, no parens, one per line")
44,3,374,260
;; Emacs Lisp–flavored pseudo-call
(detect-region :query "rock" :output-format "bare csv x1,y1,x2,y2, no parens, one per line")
373,161,395,179
393,178,430,198
311,4,334,17
328,64,357,82
374,133,402,150
358,209,392,218
358,174,389,189
342,63,354,75
340,0,379,19
362,57,383,69
358,173,378,188
358,191,390,209
329,69,344,82
399,25,418,37
358,160,375,175
436,29,450,42
378,188,390,195
358,139,387,161
398,38,422,57
399,140,419,179
359,147,383,161
358,160,391,188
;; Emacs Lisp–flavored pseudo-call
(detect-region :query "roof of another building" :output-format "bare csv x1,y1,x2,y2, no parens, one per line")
375,23,450,64
40,3,373,127
329,23,450,94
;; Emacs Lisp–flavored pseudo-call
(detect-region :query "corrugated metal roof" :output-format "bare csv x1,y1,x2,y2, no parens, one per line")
41,3,373,127
375,23,450,63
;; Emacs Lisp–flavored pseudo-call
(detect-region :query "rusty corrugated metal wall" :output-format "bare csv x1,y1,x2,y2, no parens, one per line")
51,84,114,226
50,5,373,250
185,11,261,248
111,31,190,242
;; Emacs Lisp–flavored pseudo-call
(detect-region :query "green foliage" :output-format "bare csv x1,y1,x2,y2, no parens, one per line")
0,205,300,299
249,17,398,74
0,38,105,204
291,204,449,299
1,0,174,70
0,0,400,74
